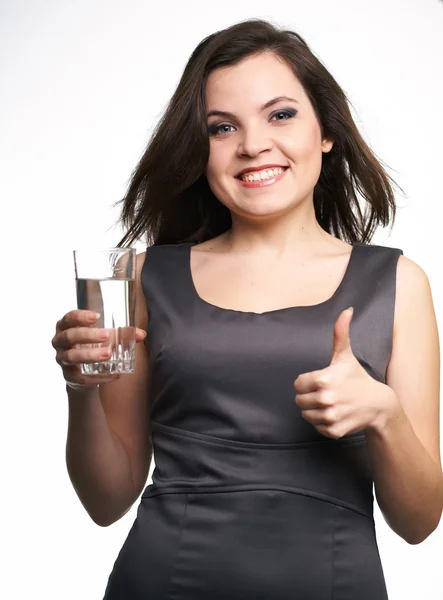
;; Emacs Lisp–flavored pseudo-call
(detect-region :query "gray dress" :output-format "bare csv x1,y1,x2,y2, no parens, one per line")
103,240,403,599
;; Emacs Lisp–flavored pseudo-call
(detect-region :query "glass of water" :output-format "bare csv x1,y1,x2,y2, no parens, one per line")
73,247,136,375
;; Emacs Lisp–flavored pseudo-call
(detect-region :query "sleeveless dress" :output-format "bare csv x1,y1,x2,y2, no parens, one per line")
103,240,403,600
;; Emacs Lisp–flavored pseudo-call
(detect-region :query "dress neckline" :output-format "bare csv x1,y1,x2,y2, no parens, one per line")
185,241,359,316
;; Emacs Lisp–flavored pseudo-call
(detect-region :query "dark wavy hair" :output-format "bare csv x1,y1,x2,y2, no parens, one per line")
114,18,401,248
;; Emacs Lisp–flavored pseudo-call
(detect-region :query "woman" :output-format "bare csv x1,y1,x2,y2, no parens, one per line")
52,19,442,599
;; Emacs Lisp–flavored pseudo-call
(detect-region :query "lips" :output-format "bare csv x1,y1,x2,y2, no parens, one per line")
236,166,289,188
235,165,288,179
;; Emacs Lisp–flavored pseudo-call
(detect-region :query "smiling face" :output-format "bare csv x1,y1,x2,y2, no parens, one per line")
204,52,333,220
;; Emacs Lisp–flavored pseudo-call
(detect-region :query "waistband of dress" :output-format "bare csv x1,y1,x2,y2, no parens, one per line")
144,421,374,519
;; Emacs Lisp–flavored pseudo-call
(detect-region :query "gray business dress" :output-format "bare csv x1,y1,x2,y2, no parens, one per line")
103,240,403,599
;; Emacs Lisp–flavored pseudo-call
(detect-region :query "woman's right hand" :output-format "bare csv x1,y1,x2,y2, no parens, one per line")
52,309,147,390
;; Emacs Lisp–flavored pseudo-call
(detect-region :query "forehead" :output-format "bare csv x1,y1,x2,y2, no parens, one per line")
205,53,305,108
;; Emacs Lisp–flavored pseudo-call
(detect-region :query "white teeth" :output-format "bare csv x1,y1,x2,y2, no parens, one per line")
241,167,285,182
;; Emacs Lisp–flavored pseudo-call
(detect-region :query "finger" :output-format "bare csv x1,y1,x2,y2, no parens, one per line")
293,372,317,394
301,404,339,426
315,424,345,440
53,325,110,351
294,392,321,410
56,309,100,334
55,321,146,349
135,328,147,341
57,344,113,366
293,369,330,394
300,408,331,426
331,307,353,363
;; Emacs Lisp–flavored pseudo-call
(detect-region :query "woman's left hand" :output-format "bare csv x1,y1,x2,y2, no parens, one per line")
293,307,399,439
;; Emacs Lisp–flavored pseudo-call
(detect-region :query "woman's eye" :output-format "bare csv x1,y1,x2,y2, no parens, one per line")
208,123,235,136
270,109,297,121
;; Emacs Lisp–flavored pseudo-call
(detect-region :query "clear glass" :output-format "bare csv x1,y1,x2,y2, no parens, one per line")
73,248,136,375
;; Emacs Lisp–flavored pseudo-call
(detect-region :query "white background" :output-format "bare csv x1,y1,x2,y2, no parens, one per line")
1,0,442,598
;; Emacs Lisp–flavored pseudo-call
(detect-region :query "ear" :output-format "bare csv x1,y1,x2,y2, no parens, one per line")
322,138,334,153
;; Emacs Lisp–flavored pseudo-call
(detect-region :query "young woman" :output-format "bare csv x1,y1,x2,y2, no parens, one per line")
52,19,442,599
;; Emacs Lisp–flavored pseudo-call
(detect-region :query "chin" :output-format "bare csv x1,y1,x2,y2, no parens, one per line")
232,200,296,219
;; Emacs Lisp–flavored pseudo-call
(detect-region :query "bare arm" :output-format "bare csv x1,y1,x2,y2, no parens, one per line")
66,383,146,526
65,251,152,527
365,255,443,544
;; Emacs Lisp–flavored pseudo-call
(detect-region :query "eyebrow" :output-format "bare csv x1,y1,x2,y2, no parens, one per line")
206,96,299,120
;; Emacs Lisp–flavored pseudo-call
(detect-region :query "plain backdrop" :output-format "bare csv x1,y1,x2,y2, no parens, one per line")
1,0,442,598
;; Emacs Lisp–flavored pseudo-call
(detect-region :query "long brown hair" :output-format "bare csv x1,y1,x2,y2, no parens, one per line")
114,19,401,248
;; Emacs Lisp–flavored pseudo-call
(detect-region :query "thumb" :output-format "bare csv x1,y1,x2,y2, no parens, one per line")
330,307,354,363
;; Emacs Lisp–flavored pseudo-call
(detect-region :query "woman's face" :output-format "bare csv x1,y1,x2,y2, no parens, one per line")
204,52,333,220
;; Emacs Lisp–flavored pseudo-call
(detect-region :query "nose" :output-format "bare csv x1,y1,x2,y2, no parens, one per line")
237,125,273,158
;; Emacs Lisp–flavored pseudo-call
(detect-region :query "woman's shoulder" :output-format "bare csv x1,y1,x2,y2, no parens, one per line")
392,251,434,338
395,252,431,299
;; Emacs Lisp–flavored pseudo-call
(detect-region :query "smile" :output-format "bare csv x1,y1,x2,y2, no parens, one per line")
236,167,288,188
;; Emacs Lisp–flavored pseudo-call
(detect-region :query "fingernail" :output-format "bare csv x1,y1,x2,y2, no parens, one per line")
347,306,354,314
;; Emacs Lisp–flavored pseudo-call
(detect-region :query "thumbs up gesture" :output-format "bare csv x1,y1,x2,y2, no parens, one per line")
293,307,395,439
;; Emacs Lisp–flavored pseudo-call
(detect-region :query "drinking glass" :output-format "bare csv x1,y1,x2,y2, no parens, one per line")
73,248,136,375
